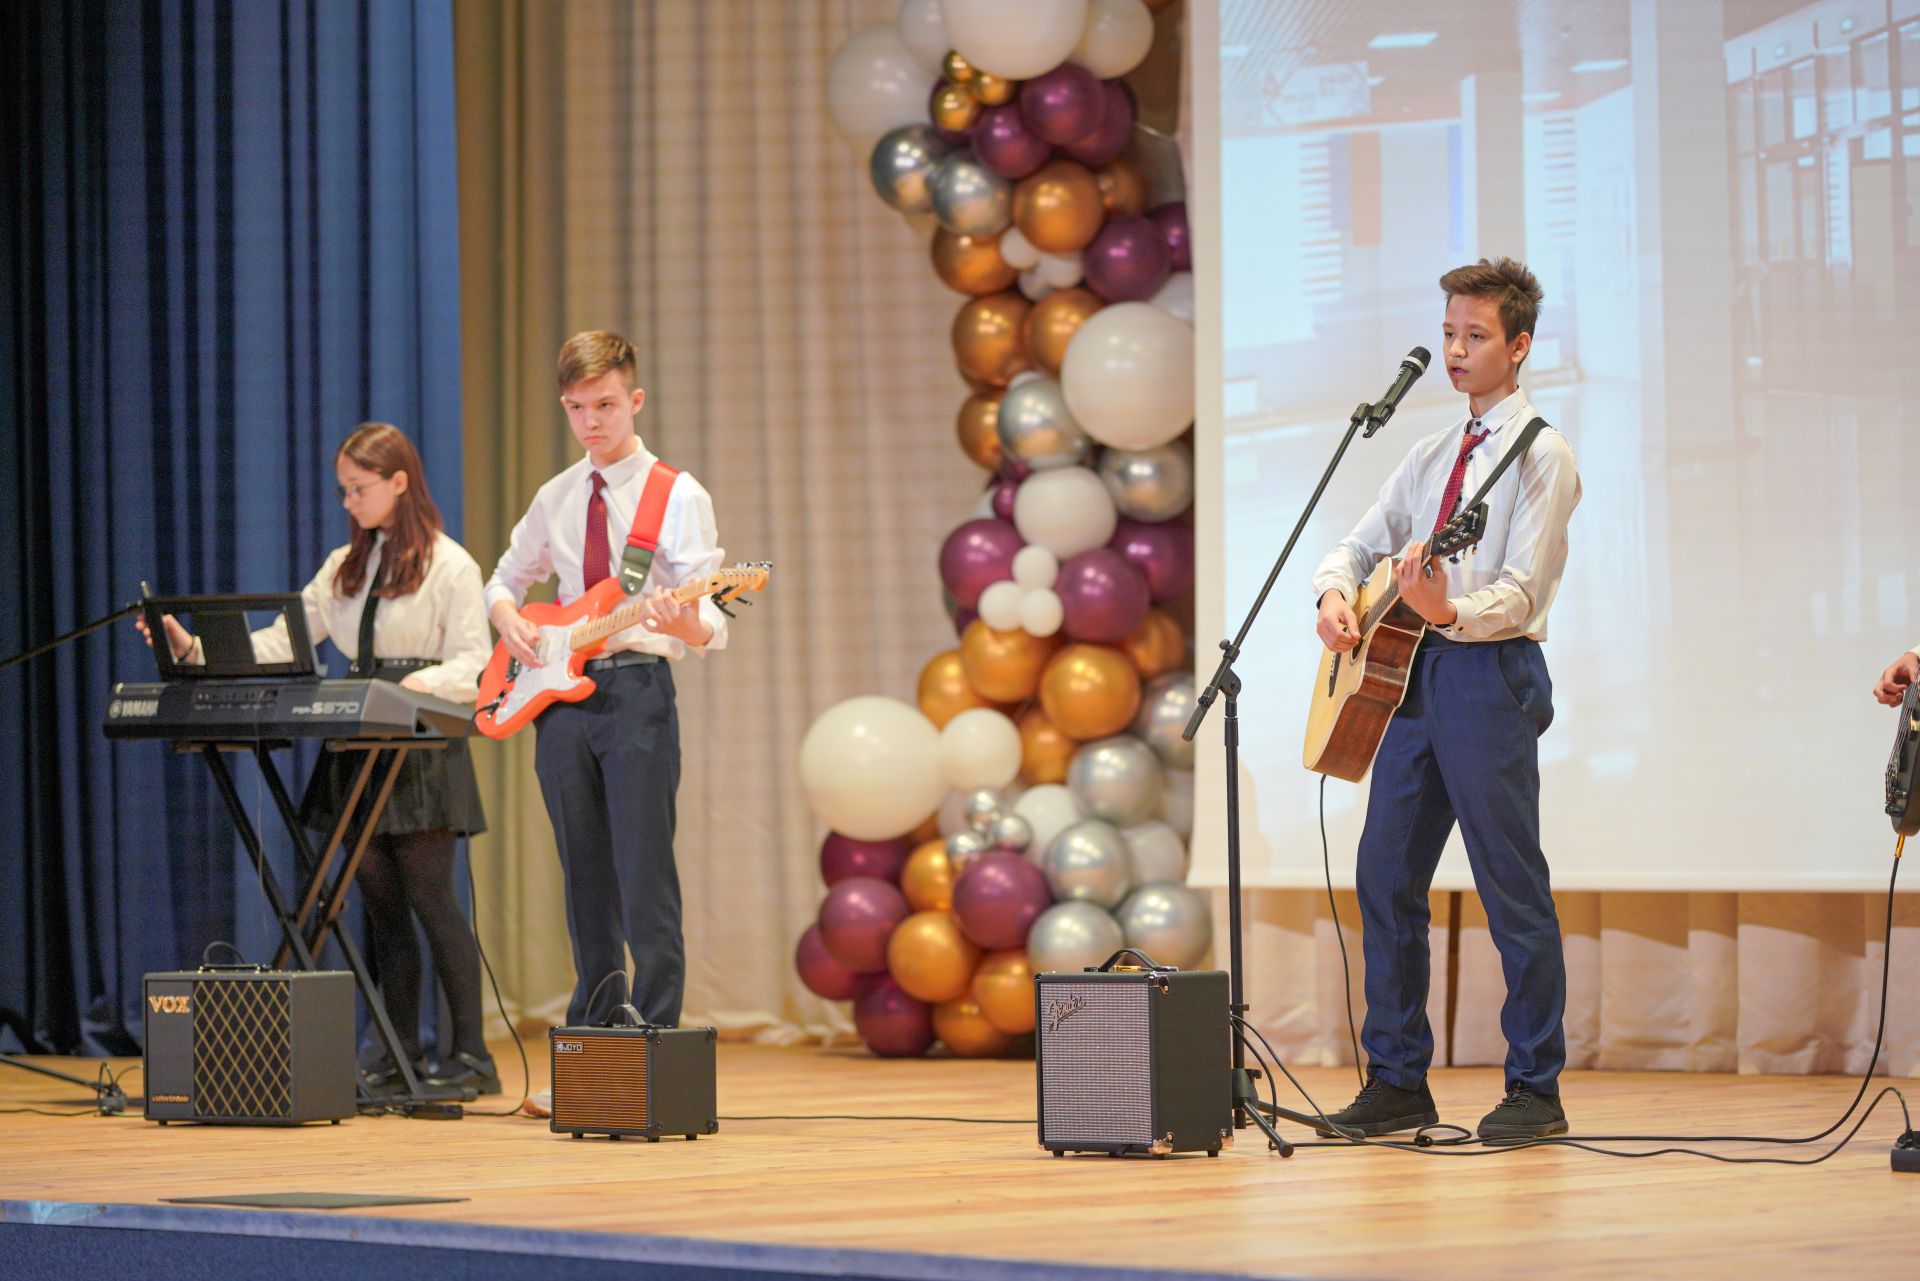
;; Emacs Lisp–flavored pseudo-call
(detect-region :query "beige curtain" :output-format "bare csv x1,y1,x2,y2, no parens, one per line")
452,0,1917,1079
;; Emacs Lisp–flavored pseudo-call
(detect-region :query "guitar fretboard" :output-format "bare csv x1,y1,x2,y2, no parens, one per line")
566,583,707,652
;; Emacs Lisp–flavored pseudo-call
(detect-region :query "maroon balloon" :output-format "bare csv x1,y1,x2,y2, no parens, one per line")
939,517,1024,611
817,876,910,975
795,925,863,1001
854,975,936,1057
1059,81,1135,168
974,103,1052,180
1056,547,1152,643
820,832,911,887
1084,214,1172,303
951,853,1053,951
990,477,1019,522
1109,519,1194,604
1147,201,1190,272
1019,64,1107,146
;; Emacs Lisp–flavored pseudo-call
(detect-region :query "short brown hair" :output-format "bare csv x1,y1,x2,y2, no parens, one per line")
556,330,638,391
1439,257,1543,345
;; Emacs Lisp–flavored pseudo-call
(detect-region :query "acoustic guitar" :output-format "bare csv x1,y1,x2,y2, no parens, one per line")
1302,507,1487,782
474,562,770,740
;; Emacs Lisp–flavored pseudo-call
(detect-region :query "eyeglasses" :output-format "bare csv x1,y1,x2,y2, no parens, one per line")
337,478,389,502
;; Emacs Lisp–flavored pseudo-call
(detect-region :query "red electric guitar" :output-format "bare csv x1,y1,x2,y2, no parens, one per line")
474,562,770,739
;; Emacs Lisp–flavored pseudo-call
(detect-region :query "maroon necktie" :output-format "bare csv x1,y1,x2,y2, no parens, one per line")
1430,420,1489,538
583,472,610,591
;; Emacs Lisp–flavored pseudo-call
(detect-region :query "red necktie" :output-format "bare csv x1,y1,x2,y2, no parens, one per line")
1430,421,1489,538
583,472,610,591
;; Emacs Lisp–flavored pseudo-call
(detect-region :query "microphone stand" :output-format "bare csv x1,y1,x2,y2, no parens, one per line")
1185,397,1394,1156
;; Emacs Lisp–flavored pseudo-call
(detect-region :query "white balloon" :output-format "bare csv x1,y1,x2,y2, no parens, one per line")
1036,250,1084,289
977,579,1024,631
1012,465,1117,558
1011,544,1060,590
895,0,949,77
1150,271,1194,324
943,0,1089,79
939,707,1024,791
998,224,1042,271
1060,301,1195,451
1018,266,1053,302
1014,783,1084,865
799,696,945,840
1018,588,1065,637
1121,820,1189,885
827,26,932,153
1071,0,1155,79
1158,767,1195,839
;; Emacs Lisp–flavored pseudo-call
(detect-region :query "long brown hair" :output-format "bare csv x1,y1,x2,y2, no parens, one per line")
334,423,442,599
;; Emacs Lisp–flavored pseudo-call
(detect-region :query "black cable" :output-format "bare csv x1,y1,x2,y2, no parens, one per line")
200,940,249,967
719,1114,1033,1125
584,969,630,1019
1320,774,1364,1088
459,851,531,1118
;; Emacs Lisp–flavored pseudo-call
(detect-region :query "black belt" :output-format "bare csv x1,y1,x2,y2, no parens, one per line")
584,651,663,674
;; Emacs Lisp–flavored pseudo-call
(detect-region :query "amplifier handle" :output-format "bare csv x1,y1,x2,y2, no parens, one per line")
1094,947,1171,973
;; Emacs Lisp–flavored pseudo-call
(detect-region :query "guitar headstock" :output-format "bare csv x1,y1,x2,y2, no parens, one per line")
689,561,772,604
1432,503,1488,561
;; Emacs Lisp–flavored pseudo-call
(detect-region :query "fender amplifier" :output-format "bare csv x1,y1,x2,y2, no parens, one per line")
1034,965,1233,1157
142,967,355,1125
549,1025,719,1142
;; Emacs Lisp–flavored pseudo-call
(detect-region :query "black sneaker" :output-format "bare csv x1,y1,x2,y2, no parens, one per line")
1314,1073,1439,1138
426,1051,501,1097
1476,1081,1568,1140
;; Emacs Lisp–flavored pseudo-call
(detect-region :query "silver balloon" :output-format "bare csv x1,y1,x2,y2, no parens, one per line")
1121,820,1189,885
988,812,1033,854
946,828,991,871
928,152,1012,237
1026,901,1126,974
995,376,1093,472
1132,672,1196,770
869,124,953,214
1040,819,1133,909
1095,441,1194,523
1117,883,1213,970
1159,768,1194,840
1066,735,1164,828
964,787,1006,833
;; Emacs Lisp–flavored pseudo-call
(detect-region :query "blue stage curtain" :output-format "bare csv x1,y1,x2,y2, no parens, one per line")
0,0,464,1055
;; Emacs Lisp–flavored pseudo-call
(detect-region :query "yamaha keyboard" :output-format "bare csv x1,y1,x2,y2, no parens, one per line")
103,679,474,742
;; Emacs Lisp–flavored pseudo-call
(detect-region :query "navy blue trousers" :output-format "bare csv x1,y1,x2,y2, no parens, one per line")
1356,636,1565,1093
533,662,684,1027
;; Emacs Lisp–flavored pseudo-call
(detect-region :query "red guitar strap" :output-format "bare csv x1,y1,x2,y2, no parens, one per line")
618,460,680,595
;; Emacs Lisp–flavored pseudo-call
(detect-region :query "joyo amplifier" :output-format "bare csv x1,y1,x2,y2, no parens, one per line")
549,1023,718,1142
142,966,355,1125
1034,957,1233,1157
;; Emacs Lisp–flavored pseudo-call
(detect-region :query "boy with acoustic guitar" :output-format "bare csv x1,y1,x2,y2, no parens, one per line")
484,332,728,1081
1309,259,1581,1141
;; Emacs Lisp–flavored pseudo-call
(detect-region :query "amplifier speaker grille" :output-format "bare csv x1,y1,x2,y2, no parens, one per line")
193,978,293,1119
1037,980,1152,1146
552,1033,653,1131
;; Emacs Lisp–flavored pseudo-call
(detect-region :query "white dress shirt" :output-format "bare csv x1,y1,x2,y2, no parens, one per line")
1310,389,1581,643
482,438,730,659
250,529,492,703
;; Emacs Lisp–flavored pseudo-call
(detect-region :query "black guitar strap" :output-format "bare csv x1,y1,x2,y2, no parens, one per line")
1457,414,1549,516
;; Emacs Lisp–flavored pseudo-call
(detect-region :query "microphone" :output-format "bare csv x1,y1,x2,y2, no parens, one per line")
1362,347,1430,437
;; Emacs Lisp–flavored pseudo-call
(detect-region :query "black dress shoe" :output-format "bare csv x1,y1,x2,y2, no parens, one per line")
1315,1072,1440,1138
1477,1081,1568,1140
426,1051,501,1097
362,1057,474,1102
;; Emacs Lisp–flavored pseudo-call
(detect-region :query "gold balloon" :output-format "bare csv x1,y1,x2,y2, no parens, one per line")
1142,0,1179,10
931,83,983,135
886,910,981,1004
955,391,1004,470
934,994,1019,1057
901,839,956,912
1018,706,1076,785
971,949,1036,1034
1095,154,1150,217
1040,643,1143,741
918,648,997,728
932,228,1018,297
951,291,1033,388
960,619,1061,704
910,812,943,846
1012,159,1107,255
1022,287,1103,378
1122,608,1187,679
942,49,976,84
969,73,1016,106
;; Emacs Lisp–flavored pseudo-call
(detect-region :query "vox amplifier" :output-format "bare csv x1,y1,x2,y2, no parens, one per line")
548,1024,718,1142
1034,965,1233,1157
142,967,355,1125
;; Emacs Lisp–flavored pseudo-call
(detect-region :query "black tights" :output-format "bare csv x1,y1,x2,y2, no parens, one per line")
356,829,486,1062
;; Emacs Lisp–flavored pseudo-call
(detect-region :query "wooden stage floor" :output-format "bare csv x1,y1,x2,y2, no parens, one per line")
2,1041,1913,1280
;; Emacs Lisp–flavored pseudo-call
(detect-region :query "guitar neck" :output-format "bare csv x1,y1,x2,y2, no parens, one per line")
568,581,708,652
1359,579,1406,636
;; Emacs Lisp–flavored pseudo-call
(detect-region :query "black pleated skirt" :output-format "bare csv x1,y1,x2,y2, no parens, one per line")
295,664,487,837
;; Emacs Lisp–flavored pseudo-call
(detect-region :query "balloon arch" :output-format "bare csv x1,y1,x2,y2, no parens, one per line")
798,0,1207,1058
